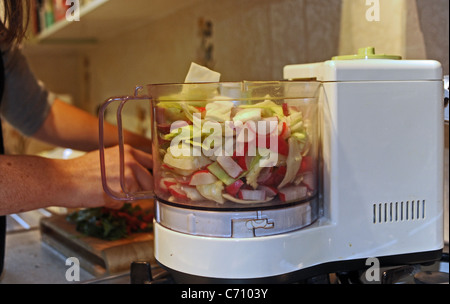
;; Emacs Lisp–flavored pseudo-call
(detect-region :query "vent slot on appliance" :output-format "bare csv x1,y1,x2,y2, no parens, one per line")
373,200,425,224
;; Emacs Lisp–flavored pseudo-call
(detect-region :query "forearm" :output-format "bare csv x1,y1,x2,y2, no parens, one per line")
0,145,153,215
33,99,151,152
0,154,70,215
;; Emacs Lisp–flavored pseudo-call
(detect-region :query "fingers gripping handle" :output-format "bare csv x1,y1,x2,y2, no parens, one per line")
98,94,154,201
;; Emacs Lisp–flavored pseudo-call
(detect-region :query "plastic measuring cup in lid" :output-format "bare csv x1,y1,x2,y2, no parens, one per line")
332,47,402,60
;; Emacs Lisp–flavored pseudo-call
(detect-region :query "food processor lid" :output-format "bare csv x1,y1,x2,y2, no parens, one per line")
332,47,402,60
283,47,442,82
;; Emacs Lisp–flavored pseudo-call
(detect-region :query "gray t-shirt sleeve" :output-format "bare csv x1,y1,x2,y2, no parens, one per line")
1,45,55,136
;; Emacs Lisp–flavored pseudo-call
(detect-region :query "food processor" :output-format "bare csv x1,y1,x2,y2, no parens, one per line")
99,48,444,283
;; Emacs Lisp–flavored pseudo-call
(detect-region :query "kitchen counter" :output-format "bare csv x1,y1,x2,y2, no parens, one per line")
1,209,155,284
1,213,448,284
0,228,96,284
1,209,96,284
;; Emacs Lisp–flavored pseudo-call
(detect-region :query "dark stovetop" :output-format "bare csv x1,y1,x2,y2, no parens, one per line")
84,251,449,285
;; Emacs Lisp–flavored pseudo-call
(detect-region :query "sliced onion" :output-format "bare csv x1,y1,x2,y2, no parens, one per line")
222,193,274,205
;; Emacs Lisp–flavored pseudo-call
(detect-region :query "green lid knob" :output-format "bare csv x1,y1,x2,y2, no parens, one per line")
332,47,402,60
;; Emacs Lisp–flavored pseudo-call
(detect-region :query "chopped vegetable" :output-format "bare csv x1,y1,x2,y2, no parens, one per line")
216,156,244,178
169,184,188,200
156,97,316,205
180,103,200,123
163,146,211,171
189,170,218,186
225,179,245,196
257,185,278,197
238,189,266,201
278,137,303,189
301,172,315,191
160,177,177,192
245,154,263,189
299,155,314,173
181,186,204,201
222,193,274,204
277,134,289,156
239,100,284,119
205,100,234,122
233,108,262,123
278,186,308,202
66,204,153,241
207,161,236,186
163,124,193,141
196,181,225,204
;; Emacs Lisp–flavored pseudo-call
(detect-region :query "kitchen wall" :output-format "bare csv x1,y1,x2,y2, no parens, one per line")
10,0,447,136
22,0,448,114
81,0,342,114
339,0,449,67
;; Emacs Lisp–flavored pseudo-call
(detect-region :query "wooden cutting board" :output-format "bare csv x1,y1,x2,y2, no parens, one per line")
40,214,155,277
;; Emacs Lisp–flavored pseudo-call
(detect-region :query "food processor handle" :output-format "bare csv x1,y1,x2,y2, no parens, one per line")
98,92,155,201
444,75,448,123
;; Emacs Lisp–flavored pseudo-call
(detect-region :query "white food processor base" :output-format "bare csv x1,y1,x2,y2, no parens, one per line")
153,221,442,283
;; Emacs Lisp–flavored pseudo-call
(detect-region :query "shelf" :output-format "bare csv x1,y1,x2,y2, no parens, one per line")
27,0,201,46
35,0,108,44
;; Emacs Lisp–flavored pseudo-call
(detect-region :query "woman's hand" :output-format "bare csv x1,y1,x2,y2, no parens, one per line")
60,144,153,210
0,145,153,215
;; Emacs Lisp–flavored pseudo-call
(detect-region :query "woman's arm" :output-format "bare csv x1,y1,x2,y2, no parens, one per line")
0,145,153,215
0,99,154,215
32,99,151,152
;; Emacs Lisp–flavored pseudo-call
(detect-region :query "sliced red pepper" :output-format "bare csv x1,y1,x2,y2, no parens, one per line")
157,123,172,134
277,136,289,156
279,122,289,139
278,185,308,202
142,214,154,222
282,103,289,116
238,189,266,201
225,179,245,197
168,185,188,200
234,156,248,171
139,222,148,230
273,166,287,186
163,180,177,189
233,142,249,170
233,142,248,158
255,132,288,156
261,166,286,187
298,156,315,173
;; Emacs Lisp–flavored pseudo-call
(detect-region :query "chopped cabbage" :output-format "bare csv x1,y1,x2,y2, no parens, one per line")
277,137,303,189
239,100,284,118
196,181,225,204
205,100,234,122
